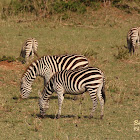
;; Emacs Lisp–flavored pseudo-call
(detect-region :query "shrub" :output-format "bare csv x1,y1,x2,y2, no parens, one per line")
2,0,87,17
52,1,86,14
2,0,47,16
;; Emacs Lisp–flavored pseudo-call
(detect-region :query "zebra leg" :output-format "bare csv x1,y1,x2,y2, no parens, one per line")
132,45,135,54
44,77,47,86
97,82,105,119
87,88,98,119
31,52,34,61
25,52,30,64
56,91,64,119
127,40,131,53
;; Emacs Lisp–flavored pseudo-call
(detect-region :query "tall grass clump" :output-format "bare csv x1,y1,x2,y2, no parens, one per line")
114,45,129,60
83,48,98,59
0,55,16,62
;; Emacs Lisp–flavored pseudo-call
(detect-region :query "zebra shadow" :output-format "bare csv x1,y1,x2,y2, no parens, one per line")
12,95,75,102
12,96,39,101
37,114,76,119
37,114,99,120
50,95,74,100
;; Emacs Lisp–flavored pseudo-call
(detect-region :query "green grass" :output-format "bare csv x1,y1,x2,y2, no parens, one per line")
0,4,140,140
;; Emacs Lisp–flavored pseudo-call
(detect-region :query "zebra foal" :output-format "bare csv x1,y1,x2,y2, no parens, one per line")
39,67,106,119
20,38,38,63
127,27,140,54
20,55,89,98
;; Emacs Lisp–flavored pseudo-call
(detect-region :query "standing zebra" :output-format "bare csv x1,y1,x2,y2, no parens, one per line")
20,55,89,98
127,27,140,54
39,67,105,119
20,38,38,63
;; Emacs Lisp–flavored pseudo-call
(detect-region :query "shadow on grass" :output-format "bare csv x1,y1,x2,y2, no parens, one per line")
37,114,76,119
13,95,74,101
12,96,39,100
50,95,73,100
36,114,99,120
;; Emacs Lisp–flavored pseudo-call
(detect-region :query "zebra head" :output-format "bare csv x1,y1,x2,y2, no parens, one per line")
20,77,32,99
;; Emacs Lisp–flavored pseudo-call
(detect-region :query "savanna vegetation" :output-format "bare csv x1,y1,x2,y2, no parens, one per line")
0,0,140,140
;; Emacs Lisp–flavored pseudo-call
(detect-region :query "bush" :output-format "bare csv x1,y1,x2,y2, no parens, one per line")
112,0,140,14
2,0,47,16
2,0,87,17
52,1,86,14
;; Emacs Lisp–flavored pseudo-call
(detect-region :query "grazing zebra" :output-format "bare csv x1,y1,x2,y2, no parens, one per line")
127,27,140,54
20,55,89,98
39,67,105,119
20,38,38,63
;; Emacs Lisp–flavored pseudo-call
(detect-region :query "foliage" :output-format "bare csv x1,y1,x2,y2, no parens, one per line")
52,1,86,14
112,0,140,14
1,0,140,18
2,0,87,17
2,0,47,16
0,55,26,63
0,55,16,62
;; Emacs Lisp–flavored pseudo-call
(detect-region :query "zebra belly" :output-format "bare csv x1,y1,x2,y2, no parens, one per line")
64,87,86,95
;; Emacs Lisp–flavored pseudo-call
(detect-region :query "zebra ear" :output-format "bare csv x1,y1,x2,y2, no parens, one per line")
38,90,42,98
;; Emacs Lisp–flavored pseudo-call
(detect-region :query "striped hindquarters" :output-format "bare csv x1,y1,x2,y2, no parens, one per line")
20,38,38,61
127,27,140,53
53,67,104,95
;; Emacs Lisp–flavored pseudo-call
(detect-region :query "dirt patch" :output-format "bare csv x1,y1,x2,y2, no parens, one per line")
0,61,25,71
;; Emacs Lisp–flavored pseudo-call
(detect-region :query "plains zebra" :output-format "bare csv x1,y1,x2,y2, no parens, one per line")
20,55,89,98
20,38,38,63
127,27,140,54
39,67,105,119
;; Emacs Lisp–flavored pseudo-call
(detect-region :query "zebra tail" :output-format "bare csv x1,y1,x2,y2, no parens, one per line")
101,78,106,103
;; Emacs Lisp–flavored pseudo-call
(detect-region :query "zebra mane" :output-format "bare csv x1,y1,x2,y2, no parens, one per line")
21,55,58,78
21,56,43,77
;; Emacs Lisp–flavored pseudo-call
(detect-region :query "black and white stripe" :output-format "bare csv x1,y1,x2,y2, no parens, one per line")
127,27,140,54
20,38,38,63
20,55,89,98
39,67,105,119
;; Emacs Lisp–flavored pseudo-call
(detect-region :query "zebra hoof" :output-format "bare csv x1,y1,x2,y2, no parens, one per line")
39,114,45,118
100,115,104,119
55,114,60,119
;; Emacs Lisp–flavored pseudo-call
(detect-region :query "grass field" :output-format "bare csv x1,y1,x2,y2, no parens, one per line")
0,2,140,140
